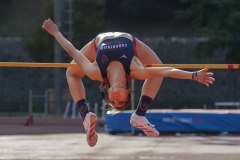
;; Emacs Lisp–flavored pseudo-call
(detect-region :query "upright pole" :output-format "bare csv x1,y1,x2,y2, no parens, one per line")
54,0,63,115
131,80,135,135
44,90,49,122
28,90,33,115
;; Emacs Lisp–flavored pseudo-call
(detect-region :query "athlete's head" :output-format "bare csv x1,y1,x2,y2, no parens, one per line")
102,61,131,113
108,86,131,108
100,84,131,113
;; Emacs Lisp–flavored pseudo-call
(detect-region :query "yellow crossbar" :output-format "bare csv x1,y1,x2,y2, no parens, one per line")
143,64,240,69
0,62,239,69
0,62,78,68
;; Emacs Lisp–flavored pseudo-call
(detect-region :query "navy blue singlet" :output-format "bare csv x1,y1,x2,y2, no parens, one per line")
96,37,137,83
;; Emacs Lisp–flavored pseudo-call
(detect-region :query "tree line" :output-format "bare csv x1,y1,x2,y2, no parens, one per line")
1,0,239,63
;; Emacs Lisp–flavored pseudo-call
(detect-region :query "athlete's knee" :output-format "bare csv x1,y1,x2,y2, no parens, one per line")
66,66,84,78
66,67,73,77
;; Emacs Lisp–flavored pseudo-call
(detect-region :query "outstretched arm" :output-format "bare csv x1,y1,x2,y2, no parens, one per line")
132,64,215,87
161,67,215,87
42,18,99,79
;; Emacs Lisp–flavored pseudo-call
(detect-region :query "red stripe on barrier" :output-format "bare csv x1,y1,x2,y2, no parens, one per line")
238,64,240,69
228,64,233,69
146,64,152,67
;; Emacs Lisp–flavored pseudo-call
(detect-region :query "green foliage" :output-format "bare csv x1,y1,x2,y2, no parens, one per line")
25,30,54,62
23,0,189,62
105,0,186,25
24,5,54,62
179,0,240,62
24,0,106,62
72,0,106,49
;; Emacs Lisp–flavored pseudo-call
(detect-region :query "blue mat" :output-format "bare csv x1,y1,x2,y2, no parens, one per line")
105,110,240,133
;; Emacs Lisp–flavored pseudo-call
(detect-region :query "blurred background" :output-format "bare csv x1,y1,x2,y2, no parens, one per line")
0,0,239,120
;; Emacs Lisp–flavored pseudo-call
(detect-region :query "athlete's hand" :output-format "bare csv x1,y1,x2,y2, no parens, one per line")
42,18,59,36
193,68,215,87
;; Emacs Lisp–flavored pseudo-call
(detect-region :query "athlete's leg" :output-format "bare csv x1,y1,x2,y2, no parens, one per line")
66,40,98,147
66,62,86,102
66,62,98,147
66,40,96,119
130,38,163,136
135,38,164,99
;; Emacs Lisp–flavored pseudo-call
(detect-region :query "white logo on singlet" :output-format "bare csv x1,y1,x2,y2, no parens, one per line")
99,43,128,50
120,54,128,59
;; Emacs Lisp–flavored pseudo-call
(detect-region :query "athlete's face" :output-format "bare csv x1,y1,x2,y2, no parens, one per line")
108,86,130,109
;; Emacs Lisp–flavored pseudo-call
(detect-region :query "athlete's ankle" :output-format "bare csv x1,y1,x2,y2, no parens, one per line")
135,95,153,116
76,99,89,120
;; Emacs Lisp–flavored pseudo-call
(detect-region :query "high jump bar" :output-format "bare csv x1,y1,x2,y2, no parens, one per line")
0,62,239,69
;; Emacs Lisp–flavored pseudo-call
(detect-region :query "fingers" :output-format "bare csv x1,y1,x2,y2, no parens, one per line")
42,18,59,36
42,20,48,29
202,67,209,72
199,69,213,76
207,77,215,82
206,79,213,85
196,68,215,87
201,80,213,87
201,76,215,86
199,80,209,87
203,82,209,87
42,18,54,29
205,76,214,82
206,72,214,76
198,67,208,73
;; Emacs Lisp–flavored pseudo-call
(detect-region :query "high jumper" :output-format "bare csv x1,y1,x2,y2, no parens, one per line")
42,18,214,147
